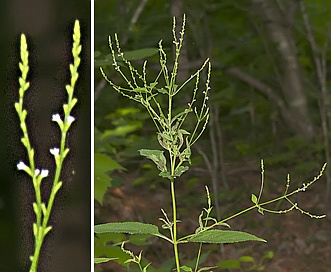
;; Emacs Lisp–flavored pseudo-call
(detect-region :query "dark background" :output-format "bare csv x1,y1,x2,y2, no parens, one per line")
0,0,90,271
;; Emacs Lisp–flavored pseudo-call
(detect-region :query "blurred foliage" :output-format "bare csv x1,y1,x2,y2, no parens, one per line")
95,0,330,192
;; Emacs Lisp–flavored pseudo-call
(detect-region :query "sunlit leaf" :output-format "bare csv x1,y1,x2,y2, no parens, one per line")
251,193,258,204
94,222,161,236
187,229,266,244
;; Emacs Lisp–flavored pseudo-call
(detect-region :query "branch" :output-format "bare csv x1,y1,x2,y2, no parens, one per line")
128,0,148,32
226,66,310,136
299,0,325,89
226,67,285,110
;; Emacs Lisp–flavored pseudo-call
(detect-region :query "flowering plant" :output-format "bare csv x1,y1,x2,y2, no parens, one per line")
15,20,81,272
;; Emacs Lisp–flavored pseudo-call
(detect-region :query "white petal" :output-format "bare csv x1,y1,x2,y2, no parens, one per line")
67,115,75,124
41,169,49,178
52,114,62,122
50,148,59,156
17,161,28,170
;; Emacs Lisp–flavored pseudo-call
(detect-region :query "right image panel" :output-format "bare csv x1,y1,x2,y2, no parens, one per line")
94,1,331,272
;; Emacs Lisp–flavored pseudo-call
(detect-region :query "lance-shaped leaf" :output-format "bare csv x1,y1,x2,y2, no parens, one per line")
94,222,161,236
139,149,167,172
187,229,266,244
94,257,117,264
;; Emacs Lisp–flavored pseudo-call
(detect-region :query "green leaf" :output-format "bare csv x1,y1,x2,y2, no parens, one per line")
94,51,101,58
94,172,111,204
94,257,117,264
239,255,255,263
101,123,142,137
95,232,126,246
197,266,218,272
129,87,148,93
122,48,159,60
129,234,153,246
157,88,168,94
95,153,125,173
187,230,266,244
180,266,193,272
139,149,167,172
174,166,189,177
94,244,129,265
94,153,125,204
217,259,241,269
262,251,274,260
251,193,258,204
94,222,161,236
158,170,171,179
258,207,264,215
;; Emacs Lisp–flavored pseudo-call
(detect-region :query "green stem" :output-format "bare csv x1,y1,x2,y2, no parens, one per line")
194,243,203,272
178,187,310,244
171,179,181,271
29,130,67,272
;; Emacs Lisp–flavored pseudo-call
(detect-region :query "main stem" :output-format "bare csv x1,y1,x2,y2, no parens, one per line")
171,179,181,271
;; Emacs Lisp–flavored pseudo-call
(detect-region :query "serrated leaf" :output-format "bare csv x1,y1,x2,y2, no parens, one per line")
174,166,189,177
251,194,258,204
159,171,172,179
187,229,266,244
139,149,167,172
94,222,161,236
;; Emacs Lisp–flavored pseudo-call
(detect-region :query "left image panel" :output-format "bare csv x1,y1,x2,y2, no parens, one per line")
0,1,91,272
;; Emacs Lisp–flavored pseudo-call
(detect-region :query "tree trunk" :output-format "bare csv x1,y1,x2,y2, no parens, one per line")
246,0,314,139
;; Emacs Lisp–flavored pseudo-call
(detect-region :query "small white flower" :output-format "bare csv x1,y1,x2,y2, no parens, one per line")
67,115,75,124
35,169,40,176
52,113,62,122
50,148,60,156
17,161,28,171
41,169,49,178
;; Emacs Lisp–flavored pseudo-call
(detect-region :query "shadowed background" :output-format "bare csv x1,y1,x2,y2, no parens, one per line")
0,0,90,271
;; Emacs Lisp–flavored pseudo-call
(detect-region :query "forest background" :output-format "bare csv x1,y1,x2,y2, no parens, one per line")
94,0,331,271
